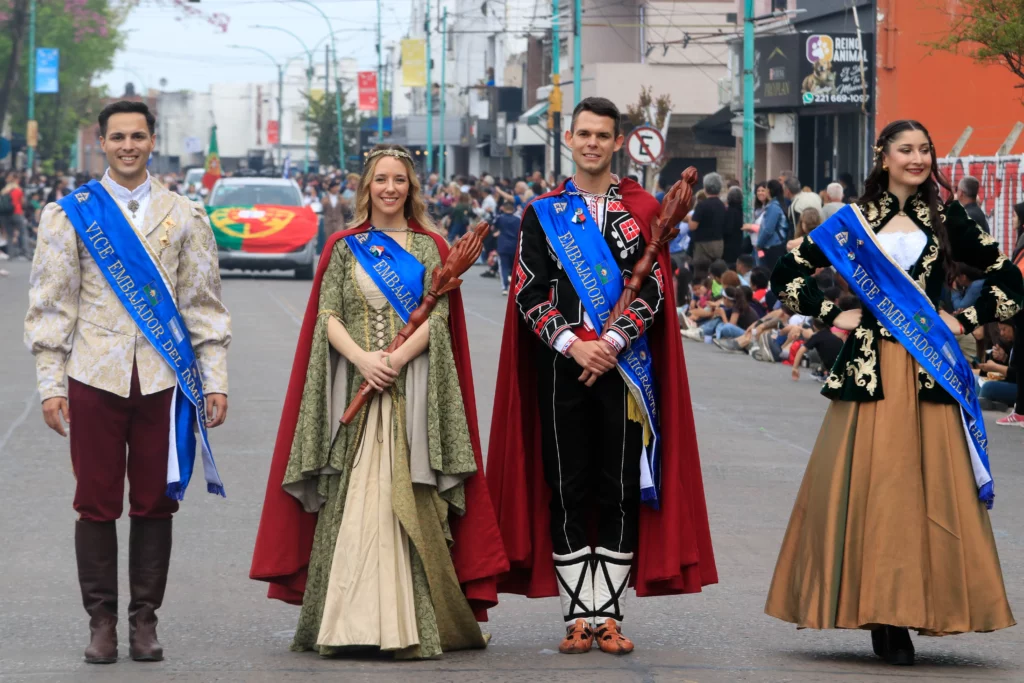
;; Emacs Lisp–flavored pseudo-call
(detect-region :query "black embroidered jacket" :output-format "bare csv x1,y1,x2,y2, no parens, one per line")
513,183,664,351
771,192,1024,404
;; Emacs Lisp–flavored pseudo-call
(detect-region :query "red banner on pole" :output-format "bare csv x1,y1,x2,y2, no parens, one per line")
358,71,379,111
267,120,279,145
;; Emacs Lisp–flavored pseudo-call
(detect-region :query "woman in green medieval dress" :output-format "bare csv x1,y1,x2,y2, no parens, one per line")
250,144,507,659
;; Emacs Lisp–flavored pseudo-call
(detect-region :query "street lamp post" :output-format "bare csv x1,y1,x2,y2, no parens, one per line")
743,0,755,222
550,0,562,180
286,0,346,172
425,0,432,174
376,0,384,142
440,7,447,182
228,45,284,168
26,0,37,170
253,25,313,173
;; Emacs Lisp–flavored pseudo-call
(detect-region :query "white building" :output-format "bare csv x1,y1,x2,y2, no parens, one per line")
143,57,359,175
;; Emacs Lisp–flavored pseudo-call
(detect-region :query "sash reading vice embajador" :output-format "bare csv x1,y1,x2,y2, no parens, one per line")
58,181,225,500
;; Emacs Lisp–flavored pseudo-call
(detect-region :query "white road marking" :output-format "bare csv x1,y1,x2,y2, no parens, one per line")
0,390,39,456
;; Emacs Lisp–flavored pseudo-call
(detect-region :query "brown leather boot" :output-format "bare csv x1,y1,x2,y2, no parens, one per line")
128,517,172,662
75,520,118,664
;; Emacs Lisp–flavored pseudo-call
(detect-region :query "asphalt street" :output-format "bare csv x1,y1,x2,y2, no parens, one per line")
2,258,1023,682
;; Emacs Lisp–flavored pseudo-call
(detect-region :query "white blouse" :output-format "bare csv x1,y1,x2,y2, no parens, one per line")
876,230,927,271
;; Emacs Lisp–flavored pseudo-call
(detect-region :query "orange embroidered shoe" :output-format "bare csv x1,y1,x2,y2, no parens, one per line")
559,618,594,654
595,618,634,655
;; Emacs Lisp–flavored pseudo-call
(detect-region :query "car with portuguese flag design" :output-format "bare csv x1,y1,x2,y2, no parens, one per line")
207,177,320,279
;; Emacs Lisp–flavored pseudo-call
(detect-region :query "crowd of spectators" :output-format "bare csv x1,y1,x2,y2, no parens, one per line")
0,170,80,276
7,160,1020,418
669,168,1024,420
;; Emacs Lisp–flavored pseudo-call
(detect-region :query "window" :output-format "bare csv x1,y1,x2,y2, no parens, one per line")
209,184,303,207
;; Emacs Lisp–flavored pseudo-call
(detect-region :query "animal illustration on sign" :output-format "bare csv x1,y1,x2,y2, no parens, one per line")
802,35,836,97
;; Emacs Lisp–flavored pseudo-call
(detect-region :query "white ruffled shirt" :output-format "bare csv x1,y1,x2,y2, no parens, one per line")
104,170,152,229
877,230,927,271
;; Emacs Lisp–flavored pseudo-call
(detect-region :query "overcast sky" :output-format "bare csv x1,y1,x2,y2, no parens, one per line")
96,0,413,95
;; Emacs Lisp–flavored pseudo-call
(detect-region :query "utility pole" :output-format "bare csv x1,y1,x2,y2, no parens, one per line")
228,45,284,169
27,0,37,170
425,0,433,173
440,7,448,182
742,0,755,222
549,0,563,180
572,0,581,108
376,0,384,142
277,65,284,168
291,0,347,171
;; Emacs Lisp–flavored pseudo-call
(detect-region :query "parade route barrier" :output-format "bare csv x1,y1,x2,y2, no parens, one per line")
939,155,1024,255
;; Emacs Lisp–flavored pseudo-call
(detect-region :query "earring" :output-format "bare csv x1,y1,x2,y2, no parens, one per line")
882,164,889,171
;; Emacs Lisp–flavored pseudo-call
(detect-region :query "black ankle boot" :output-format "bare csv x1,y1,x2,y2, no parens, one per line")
871,626,914,666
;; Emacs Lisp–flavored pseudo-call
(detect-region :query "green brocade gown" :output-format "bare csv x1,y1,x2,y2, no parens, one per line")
281,233,486,659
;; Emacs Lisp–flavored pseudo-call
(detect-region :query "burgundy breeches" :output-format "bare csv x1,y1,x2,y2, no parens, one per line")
68,365,179,522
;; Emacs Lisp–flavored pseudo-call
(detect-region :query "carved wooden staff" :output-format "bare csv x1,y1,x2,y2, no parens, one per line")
340,221,491,425
598,167,699,335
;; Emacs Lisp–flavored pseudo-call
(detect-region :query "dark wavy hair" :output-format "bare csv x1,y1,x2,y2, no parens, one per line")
860,119,956,280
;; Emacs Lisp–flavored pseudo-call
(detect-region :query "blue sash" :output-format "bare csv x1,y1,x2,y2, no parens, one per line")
811,204,994,508
345,230,425,324
58,181,224,500
532,182,662,506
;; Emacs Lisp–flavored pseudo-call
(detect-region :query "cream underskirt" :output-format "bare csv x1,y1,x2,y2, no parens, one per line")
317,390,419,649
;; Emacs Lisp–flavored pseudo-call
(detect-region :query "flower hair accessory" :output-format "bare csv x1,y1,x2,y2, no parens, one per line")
366,148,413,164
873,143,884,157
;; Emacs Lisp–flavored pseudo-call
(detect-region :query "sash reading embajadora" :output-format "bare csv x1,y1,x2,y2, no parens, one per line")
58,181,225,500
345,230,426,324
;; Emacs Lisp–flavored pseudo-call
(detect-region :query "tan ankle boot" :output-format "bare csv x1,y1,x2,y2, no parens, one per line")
593,547,634,655
553,547,595,654
559,618,595,654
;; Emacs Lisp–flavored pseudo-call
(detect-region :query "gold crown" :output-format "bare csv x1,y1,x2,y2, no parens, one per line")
366,148,413,164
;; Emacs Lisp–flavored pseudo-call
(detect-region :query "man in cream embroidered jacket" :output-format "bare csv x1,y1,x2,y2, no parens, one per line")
25,174,231,401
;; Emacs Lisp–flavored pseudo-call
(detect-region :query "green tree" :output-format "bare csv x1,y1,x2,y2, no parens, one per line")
0,0,125,157
303,86,362,172
0,0,229,168
927,0,1024,89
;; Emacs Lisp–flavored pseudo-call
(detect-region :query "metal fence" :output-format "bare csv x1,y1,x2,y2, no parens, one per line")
938,156,1023,255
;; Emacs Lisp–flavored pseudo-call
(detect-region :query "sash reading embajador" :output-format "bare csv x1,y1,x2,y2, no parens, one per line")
344,229,425,324
58,181,225,500
532,181,662,506
810,204,994,508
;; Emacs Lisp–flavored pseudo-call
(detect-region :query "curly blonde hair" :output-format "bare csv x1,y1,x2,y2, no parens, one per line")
348,144,437,232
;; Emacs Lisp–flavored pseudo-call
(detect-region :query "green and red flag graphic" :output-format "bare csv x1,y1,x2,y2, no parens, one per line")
202,126,222,191
206,205,319,253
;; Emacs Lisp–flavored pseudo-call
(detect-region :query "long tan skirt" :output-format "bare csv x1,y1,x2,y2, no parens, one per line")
317,392,420,650
765,342,1015,635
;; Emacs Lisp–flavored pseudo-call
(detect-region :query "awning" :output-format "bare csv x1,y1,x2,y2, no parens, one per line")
520,100,548,126
693,106,736,148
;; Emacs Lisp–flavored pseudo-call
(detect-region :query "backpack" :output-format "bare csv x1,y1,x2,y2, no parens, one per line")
0,193,13,217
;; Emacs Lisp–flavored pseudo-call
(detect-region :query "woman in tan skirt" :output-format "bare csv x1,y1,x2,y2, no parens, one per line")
766,120,1022,665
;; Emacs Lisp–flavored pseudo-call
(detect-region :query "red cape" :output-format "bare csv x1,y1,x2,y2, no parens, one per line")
249,222,509,620
486,178,717,598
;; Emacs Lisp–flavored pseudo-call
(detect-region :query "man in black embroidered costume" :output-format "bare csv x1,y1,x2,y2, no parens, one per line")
512,97,663,654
